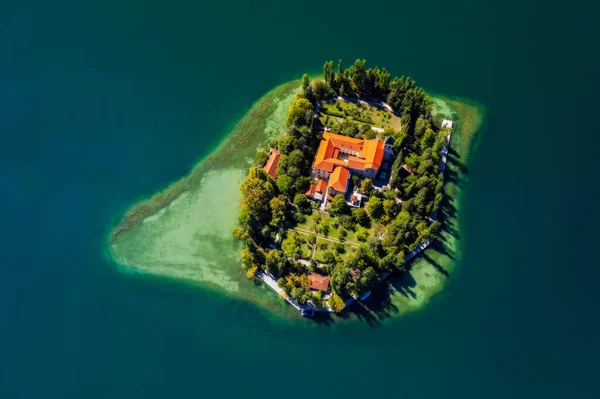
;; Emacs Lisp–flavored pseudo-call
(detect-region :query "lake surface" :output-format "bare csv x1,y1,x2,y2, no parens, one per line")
1,1,599,398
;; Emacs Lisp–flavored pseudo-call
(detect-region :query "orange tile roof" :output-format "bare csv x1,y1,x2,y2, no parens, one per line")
359,139,385,170
313,132,384,172
329,166,350,192
305,179,327,197
309,273,330,291
263,148,281,179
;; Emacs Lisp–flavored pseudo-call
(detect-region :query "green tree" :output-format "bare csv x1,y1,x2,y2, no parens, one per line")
340,119,359,137
367,196,383,219
294,176,313,194
352,208,370,227
241,248,255,270
240,170,276,223
265,249,284,274
256,148,269,166
362,127,377,139
283,232,303,260
329,194,348,216
302,74,311,95
323,60,335,86
357,267,379,292
359,178,373,194
328,294,345,312
323,251,336,265
293,193,309,211
277,135,298,155
379,253,404,272
383,199,397,218
275,174,294,195
286,149,305,171
312,80,332,102
339,214,354,231
349,59,368,93
311,290,324,308
286,96,314,128
269,196,286,226
375,67,391,97
356,228,368,242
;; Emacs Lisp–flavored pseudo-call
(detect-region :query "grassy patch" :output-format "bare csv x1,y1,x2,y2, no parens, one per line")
319,99,403,130
294,211,363,245
313,238,356,263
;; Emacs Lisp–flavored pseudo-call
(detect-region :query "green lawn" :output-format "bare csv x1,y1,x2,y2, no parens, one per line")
319,99,403,130
313,238,356,264
281,233,312,259
294,211,373,246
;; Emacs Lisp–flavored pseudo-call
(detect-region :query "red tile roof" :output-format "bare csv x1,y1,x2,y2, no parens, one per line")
313,132,384,172
329,166,350,192
263,148,281,179
305,179,327,197
309,273,330,291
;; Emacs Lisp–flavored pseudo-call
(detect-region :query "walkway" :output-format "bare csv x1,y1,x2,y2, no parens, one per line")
256,270,335,313
293,227,360,247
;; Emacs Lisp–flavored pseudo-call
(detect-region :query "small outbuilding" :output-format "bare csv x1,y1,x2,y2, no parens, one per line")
308,273,330,292
263,148,281,180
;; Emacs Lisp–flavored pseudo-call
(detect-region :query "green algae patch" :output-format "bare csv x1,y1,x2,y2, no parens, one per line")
107,78,484,321
109,81,300,301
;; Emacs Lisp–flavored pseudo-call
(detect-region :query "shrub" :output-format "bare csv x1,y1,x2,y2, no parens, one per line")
256,148,270,166
246,265,258,279
339,214,354,231
328,294,345,312
325,109,345,118
356,228,368,242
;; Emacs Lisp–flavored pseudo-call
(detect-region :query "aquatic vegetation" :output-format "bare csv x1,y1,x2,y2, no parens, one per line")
109,81,300,294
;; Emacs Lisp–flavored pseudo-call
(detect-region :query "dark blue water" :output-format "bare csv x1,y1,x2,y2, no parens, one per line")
2,1,599,398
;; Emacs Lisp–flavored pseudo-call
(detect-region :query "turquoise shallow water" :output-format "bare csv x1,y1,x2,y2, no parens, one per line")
1,1,599,398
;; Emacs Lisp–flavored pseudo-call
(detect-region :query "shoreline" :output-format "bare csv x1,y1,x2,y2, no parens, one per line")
108,80,301,244
106,80,484,320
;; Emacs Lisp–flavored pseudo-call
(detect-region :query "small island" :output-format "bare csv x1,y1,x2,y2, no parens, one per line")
235,60,455,314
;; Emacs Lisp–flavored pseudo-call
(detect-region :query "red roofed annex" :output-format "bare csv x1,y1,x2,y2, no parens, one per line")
308,273,330,292
262,148,281,180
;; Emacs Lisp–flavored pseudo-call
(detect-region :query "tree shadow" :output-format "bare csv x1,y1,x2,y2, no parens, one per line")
347,301,383,328
307,311,336,326
447,146,469,175
430,239,455,261
349,269,417,322
422,252,450,278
